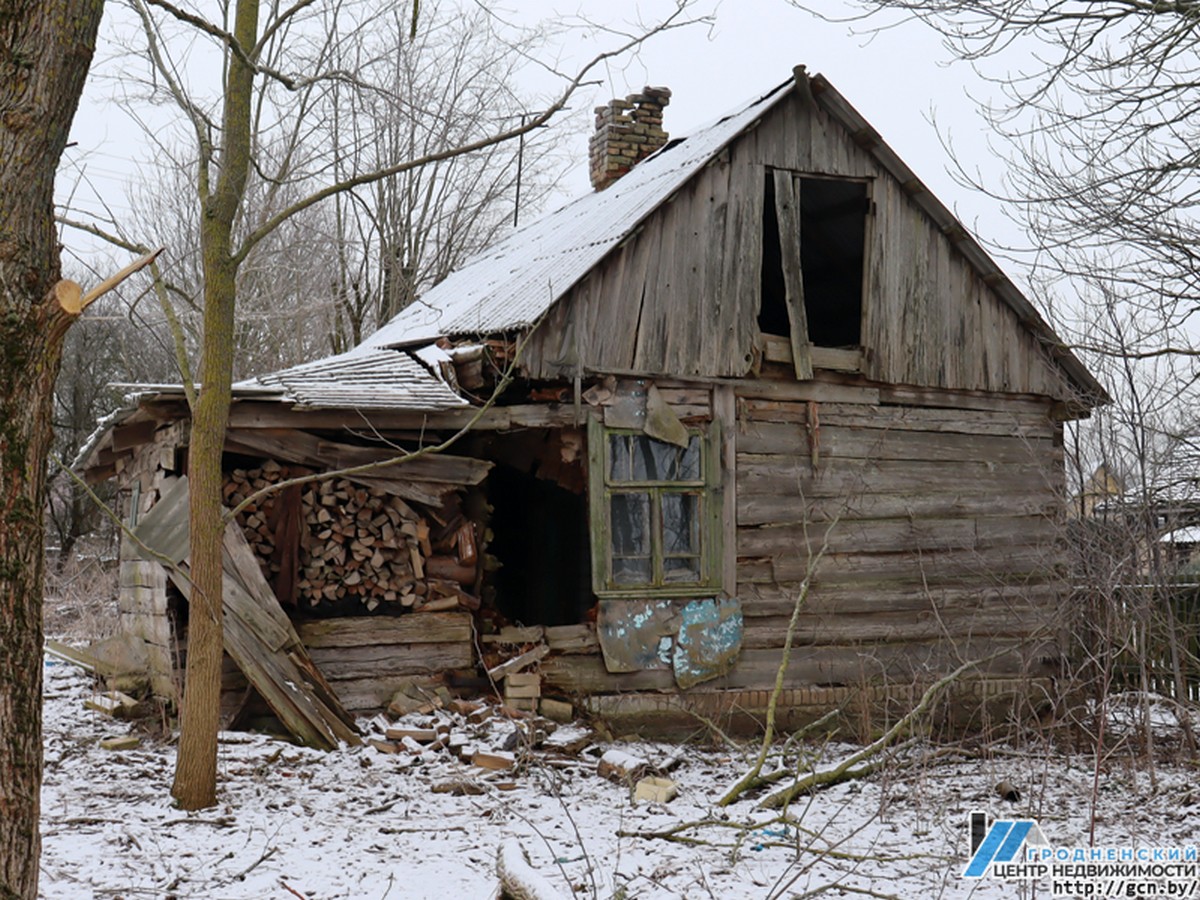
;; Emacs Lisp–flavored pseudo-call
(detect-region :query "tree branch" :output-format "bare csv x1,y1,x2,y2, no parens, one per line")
231,6,697,265
144,0,378,93
56,215,197,408
758,656,993,810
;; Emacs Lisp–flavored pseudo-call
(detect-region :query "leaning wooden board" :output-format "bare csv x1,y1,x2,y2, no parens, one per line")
133,476,360,749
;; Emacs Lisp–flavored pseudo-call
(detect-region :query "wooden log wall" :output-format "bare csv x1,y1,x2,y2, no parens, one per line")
210,613,474,715
730,376,1066,689
297,613,474,711
542,374,1068,698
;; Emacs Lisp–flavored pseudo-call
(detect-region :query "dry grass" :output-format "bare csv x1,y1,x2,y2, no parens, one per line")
43,540,119,644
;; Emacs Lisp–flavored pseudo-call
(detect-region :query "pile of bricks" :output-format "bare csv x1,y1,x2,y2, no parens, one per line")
589,85,672,191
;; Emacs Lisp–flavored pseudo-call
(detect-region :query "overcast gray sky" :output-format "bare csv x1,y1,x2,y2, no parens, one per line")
61,1,1017,280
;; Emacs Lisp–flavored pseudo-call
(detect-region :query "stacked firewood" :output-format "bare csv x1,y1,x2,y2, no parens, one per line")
222,460,483,614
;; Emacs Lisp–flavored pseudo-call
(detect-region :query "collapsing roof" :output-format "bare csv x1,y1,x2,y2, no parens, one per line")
80,64,1107,478
74,346,467,474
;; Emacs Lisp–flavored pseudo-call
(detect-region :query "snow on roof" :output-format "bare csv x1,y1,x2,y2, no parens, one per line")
356,69,1104,403
359,79,795,350
1161,525,1200,544
240,348,467,411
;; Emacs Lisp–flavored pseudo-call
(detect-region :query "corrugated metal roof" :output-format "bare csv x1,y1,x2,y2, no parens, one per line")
359,80,794,350
76,347,468,473
243,349,467,410
1161,525,1200,544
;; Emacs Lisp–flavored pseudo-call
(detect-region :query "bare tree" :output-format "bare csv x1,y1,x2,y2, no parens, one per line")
45,284,177,564
797,2,1200,360
320,3,566,351
88,1,569,381
78,0,706,810
0,3,105,896
795,0,1200,746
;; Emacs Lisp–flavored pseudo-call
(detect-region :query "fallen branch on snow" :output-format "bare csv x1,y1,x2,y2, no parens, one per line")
758,657,983,810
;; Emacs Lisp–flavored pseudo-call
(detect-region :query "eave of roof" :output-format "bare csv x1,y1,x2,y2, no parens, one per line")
75,347,467,474
242,348,468,411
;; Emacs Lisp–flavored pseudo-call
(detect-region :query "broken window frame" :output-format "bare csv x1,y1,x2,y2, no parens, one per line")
760,167,872,378
587,417,724,598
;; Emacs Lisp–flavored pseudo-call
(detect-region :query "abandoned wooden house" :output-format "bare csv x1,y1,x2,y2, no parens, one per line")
79,67,1107,739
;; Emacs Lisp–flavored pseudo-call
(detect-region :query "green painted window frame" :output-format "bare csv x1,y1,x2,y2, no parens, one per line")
588,416,724,598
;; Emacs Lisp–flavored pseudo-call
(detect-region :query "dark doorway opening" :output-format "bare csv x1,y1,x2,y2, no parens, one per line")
487,461,592,627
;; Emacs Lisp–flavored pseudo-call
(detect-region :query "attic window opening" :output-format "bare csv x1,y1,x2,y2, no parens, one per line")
759,171,867,351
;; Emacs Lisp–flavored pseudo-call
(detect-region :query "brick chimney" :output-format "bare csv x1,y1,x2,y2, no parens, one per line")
589,85,671,191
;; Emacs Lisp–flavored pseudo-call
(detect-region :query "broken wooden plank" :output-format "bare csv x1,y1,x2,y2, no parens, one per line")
138,476,360,750
487,645,550,682
297,613,472,648
130,476,191,564
223,427,492,484
544,624,598,654
772,169,813,380
481,625,546,645
44,640,99,672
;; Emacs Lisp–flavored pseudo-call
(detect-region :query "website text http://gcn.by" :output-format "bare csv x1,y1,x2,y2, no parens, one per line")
964,811,1200,897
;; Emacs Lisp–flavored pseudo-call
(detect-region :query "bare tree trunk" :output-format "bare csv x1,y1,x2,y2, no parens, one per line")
170,0,259,811
0,2,104,894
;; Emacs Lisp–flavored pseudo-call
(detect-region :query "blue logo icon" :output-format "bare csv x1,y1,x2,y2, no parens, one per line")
964,813,1048,878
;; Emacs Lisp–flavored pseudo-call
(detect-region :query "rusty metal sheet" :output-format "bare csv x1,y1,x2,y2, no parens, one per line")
644,384,689,448
673,597,743,688
597,598,677,673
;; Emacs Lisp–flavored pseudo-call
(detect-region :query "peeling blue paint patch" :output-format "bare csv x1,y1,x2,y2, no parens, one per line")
597,599,677,673
673,597,744,689
597,597,743,685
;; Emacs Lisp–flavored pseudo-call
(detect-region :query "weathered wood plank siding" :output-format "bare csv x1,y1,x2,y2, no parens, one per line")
731,376,1066,681
524,156,761,379
295,614,474,712
522,88,1071,401
538,374,1067,698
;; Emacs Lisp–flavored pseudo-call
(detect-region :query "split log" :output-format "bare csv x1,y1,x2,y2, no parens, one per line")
222,462,487,613
487,645,549,682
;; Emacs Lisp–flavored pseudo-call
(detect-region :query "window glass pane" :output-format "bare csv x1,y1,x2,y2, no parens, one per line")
611,492,651,556
631,435,659,481
609,434,631,481
630,434,702,482
614,557,653,585
663,556,701,583
677,436,701,481
611,493,652,585
661,492,699,554
649,438,680,481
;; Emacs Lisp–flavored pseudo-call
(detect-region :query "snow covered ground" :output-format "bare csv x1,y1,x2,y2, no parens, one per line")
38,657,1200,899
